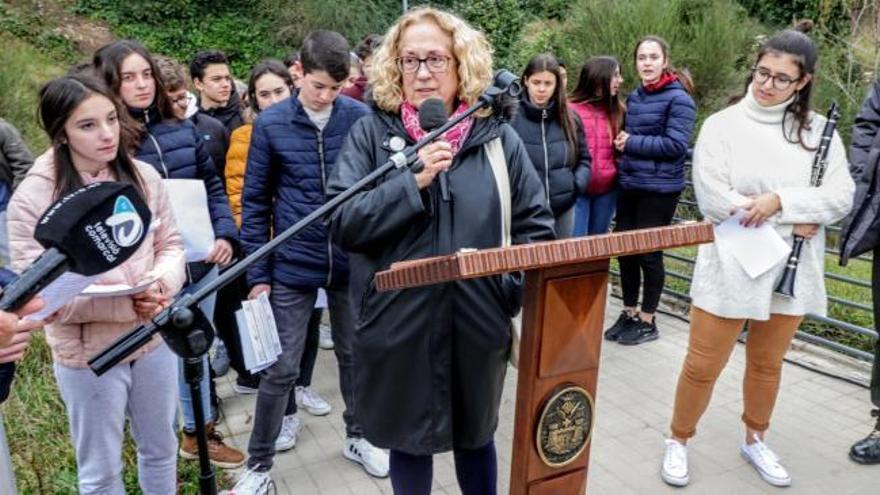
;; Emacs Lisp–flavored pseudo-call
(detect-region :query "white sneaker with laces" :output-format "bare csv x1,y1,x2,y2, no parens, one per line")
221,465,274,495
295,386,332,416
319,324,334,350
740,434,791,487
661,438,689,486
343,437,389,478
274,414,301,452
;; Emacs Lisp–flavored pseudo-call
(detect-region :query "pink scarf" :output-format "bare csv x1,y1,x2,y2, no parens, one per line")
401,100,474,155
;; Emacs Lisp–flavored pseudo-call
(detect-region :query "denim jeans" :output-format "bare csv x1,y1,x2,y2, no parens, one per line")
572,189,618,237
178,266,218,430
247,283,359,470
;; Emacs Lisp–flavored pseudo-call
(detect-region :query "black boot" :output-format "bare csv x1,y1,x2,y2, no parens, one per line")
849,409,880,465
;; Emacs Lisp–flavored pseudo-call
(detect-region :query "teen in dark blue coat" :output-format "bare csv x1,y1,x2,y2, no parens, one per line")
93,39,244,468
511,53,591,238
606,35,696,346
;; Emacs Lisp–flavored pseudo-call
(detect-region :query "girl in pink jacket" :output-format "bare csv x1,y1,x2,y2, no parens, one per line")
570,56,625,236
7,73,185,494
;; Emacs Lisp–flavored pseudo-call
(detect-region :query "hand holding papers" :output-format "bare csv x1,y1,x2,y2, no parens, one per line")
714,210,791,279
236,292,282,373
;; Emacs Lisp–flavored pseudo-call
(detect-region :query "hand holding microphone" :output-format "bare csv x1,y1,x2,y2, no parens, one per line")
414,141,453,190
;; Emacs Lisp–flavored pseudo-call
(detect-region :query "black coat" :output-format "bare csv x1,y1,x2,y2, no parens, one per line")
840,80,880,265
328,104,555,455
189,112,229,185
510,95,591,216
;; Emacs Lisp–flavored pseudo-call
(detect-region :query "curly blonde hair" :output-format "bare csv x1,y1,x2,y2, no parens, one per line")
370,7,494,114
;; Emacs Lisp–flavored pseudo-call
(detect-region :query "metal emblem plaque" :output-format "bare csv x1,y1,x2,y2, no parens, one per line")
536,385,594,468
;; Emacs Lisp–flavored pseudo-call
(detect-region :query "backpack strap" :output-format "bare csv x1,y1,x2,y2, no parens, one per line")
485,137,511,247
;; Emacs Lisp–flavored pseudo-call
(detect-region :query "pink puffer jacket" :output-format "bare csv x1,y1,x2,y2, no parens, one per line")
570,102,617,196
7,152,186,368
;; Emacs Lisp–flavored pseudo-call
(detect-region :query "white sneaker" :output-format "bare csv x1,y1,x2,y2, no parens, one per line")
740,434,791,487
661,438,689,486
221,465,274,494
274,415,301,452
319,324,334,350
295,386,332,416
343,437,389,478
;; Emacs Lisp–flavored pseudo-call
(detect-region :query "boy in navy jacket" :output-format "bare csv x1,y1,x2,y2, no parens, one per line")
235,31,388,491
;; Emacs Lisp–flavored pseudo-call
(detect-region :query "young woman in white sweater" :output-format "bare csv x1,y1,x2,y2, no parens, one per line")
660,24,855,488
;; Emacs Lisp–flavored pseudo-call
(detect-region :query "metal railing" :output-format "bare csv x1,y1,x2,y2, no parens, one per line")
610,164,878,362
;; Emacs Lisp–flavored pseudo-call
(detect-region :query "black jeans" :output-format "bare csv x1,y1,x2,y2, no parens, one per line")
870,247,880,409
615,189,680,314
295,309,322,389
247,283,359,470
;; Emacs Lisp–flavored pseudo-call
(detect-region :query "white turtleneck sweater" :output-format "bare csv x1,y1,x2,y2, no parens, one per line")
689,87,855,320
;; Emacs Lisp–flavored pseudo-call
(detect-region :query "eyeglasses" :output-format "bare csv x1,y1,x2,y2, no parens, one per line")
396,55,452,74
169,94,189,107
751,67,800,91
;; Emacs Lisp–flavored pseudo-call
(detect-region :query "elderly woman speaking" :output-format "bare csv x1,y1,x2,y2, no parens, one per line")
328,7,555,494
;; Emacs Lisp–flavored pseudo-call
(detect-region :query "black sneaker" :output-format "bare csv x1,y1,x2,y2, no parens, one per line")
849,410,880,465
604,311,637,341
617,318,659,345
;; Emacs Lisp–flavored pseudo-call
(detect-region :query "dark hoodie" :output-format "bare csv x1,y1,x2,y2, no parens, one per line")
198,87,244,134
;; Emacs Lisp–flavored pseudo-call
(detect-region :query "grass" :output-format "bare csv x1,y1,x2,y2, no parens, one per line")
4,334,231,493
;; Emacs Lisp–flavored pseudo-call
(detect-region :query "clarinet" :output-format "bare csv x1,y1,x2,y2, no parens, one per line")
774,102,840,297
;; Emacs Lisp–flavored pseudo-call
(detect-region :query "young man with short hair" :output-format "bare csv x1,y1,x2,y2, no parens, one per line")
231,31,388,493
190,50,243,132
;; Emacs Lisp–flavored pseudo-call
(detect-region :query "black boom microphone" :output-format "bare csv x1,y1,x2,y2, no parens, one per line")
0,181,152,312
419,98,451,200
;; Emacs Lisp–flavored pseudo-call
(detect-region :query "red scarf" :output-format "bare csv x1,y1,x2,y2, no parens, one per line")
644,71,678,93
401,100,474,155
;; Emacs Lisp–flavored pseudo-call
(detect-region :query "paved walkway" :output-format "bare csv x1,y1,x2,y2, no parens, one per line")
214,299,878,494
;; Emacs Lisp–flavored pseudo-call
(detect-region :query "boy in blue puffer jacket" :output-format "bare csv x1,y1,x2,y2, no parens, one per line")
235,30,388,492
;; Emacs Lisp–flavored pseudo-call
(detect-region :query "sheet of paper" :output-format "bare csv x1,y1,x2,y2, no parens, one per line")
25,272,99,321
164,179,215,262
81,276,157,297
713,211,791,279
236,294,282,373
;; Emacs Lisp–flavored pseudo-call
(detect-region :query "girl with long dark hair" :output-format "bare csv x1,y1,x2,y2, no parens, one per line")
93,39,243,468
570,56,625,236
660,24,854,487
604,35,696,346
511,53,591,238
7,73,185,493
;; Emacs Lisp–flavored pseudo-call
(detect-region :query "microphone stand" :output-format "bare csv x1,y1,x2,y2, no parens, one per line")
88,71,519,495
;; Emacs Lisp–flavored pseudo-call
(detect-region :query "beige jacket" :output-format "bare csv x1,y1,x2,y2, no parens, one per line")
7,152,186,368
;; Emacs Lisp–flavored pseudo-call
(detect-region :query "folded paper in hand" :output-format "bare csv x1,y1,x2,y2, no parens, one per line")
236,293,282,373
714,210,791,279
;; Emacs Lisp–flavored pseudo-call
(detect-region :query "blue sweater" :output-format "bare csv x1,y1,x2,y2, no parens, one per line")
618,79,696,193
241,94,370,289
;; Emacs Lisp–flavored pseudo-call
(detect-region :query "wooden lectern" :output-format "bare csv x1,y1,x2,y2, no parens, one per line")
375,221,714,494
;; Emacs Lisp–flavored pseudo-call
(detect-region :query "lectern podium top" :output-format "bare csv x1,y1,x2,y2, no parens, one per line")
374,221,714,292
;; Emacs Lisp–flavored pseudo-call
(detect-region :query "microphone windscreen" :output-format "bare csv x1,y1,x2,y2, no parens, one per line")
419,98,449,132
493,69,522,96
34,182,152,276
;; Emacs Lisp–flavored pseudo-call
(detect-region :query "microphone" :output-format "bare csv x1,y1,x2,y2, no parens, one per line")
0,181,152,312
479,69,522,104
418,98,451,201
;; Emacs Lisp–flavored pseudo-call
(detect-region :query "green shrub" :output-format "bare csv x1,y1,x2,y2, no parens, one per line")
0,35,65,152
75,0,278,76
522,0,765,130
